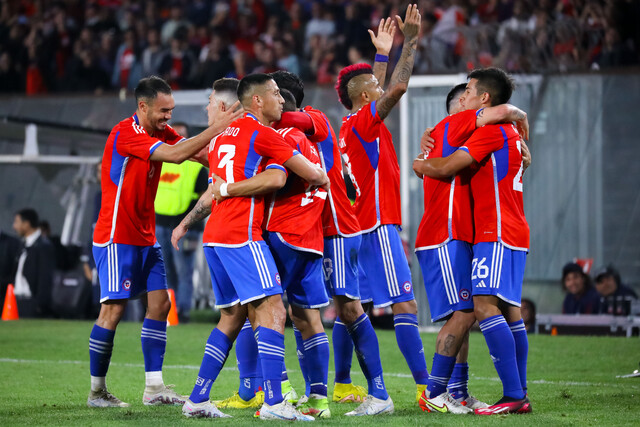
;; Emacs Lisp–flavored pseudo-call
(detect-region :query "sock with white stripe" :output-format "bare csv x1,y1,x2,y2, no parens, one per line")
89,324,114,391
302,332,329,397
236,319,262,401
509,319,528,394
293,324,311,396
189,328,232,403
393,313,429,385
479,315,524,400
347,313,389,400
332,317,354,384
256,327,285,405
426,353,456,397
447,362,469,400
141,318,167,388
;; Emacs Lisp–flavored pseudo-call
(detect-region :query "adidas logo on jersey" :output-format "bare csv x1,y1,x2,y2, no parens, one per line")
477,280,486,288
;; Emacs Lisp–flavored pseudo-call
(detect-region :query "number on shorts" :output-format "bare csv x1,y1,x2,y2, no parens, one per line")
217,144,236,184
472,257,489,280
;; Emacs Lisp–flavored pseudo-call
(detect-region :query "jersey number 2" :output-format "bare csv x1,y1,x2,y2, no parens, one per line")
217,144,236,184
513,140,523,192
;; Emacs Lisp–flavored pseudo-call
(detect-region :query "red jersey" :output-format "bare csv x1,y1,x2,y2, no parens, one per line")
266,127,327,254
203,113,299,247
415,109,478,250
461,124,529,250
339,101,401,232
94,114,184,246
303,106,361,237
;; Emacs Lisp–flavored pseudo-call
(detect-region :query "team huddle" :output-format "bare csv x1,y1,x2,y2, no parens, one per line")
86,4,532,421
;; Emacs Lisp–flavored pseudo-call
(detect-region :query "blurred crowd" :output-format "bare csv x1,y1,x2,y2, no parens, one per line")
0,0,639,95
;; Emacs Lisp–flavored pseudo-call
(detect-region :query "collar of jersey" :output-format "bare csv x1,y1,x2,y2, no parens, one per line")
133,113,140,124
245,112,260,122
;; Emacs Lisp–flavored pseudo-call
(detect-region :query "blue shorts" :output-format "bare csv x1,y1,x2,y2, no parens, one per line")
358,225,415,308
323,235,370,302
93,242,167,303
416,240,474,322
266,233,329,309
471,242,527,306
203,241,283,308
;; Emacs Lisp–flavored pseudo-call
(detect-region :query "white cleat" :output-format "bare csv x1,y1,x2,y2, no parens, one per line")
182,398,231,418
295,394,309,408
419,391,473,414
457,394,489,410
87,388,130,408
143,384,186,406
259,400,315,421
345,395,394,416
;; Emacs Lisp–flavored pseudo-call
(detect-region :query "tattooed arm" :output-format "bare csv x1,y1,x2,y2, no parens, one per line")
375,4,421,120
369,17,396,87
171,187,213,250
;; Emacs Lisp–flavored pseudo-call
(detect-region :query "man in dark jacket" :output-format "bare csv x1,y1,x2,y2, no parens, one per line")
0,228,20,308
594,266,638,316
12,208,56,317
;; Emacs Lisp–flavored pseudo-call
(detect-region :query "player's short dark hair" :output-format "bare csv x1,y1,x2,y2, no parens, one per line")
16,208,39,228
213,77,239,94
237,73,274,107
467,67,514,106
281,89,297,113
134,76,172,103
335,63,373,110
446,83,467,114
270,70,304,108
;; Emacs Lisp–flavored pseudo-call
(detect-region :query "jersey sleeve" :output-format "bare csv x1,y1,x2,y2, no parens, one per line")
459,126,505,162
303,106,329,143
255,128,299,170
349,101,382,143
116,124,165,160
445,109,479,147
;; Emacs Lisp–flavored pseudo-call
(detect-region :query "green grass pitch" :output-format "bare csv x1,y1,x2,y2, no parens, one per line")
0,319,638,426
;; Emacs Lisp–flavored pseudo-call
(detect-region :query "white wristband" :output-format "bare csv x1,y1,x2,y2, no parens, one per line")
220,183,229,197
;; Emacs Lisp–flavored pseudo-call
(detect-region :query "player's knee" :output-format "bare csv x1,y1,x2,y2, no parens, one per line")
97,302,126,329
336,300,363,324
392,299,417,316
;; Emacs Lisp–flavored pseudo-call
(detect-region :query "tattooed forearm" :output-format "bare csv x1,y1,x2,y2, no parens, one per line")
376,37,418,120
373,61,389,88
182,197,211,230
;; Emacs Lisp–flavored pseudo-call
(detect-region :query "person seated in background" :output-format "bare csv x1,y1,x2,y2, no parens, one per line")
593,266,638,316
520,298,536,332
561,262,600,314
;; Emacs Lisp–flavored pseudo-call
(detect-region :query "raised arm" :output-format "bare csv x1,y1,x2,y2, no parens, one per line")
376,4,421,120
412,149,475,180
151,101,242,164
369,17,396,88
477,104,529,140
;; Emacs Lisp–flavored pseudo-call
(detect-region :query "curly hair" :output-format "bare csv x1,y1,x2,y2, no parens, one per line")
335,63,373,110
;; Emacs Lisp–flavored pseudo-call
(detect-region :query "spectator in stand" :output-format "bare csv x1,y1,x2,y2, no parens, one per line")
561,262,601,314
520,298,537,333
160,2,191,45
0,51,22,92
197,31,236,87
12,208,55,318
594,266,638,316
141,27,163,77
274,38,300,75
112,28,141,91
158,31,196,90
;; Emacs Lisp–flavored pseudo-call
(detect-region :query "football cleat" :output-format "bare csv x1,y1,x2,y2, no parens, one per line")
457,394,489,410
345,395,394,416
418,391,473,414
296,394,309,407
332,382,367,403
298,394,331,418
416,384,427,403
259,400,315,421
215,390,264,409
87,388,130,408
182,399,231,418
143,384,186,406
282,380,299,404
474,396,530,415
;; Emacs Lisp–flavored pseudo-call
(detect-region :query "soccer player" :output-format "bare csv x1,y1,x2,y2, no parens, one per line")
415,68,532,415
270,69,395,416
413,83,529,414
335,4,430,402
88,76,242,408
175,73,326,420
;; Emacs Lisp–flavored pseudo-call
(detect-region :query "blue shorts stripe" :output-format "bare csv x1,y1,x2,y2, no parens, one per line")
444,245,460,304
472,242,526,305
378,226,398,297
437,246,454,305
249,242,269,290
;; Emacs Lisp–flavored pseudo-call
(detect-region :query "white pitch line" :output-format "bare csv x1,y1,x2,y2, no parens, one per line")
0,358,634,388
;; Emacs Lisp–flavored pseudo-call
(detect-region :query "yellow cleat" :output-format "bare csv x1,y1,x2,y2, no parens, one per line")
332,382,367,403
416,384,428,403
214,391,264,409
281,380,299,404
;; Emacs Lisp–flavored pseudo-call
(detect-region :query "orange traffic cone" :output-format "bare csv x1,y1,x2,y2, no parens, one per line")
167,288,179,326
2,284,19,321
551,326,558,336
